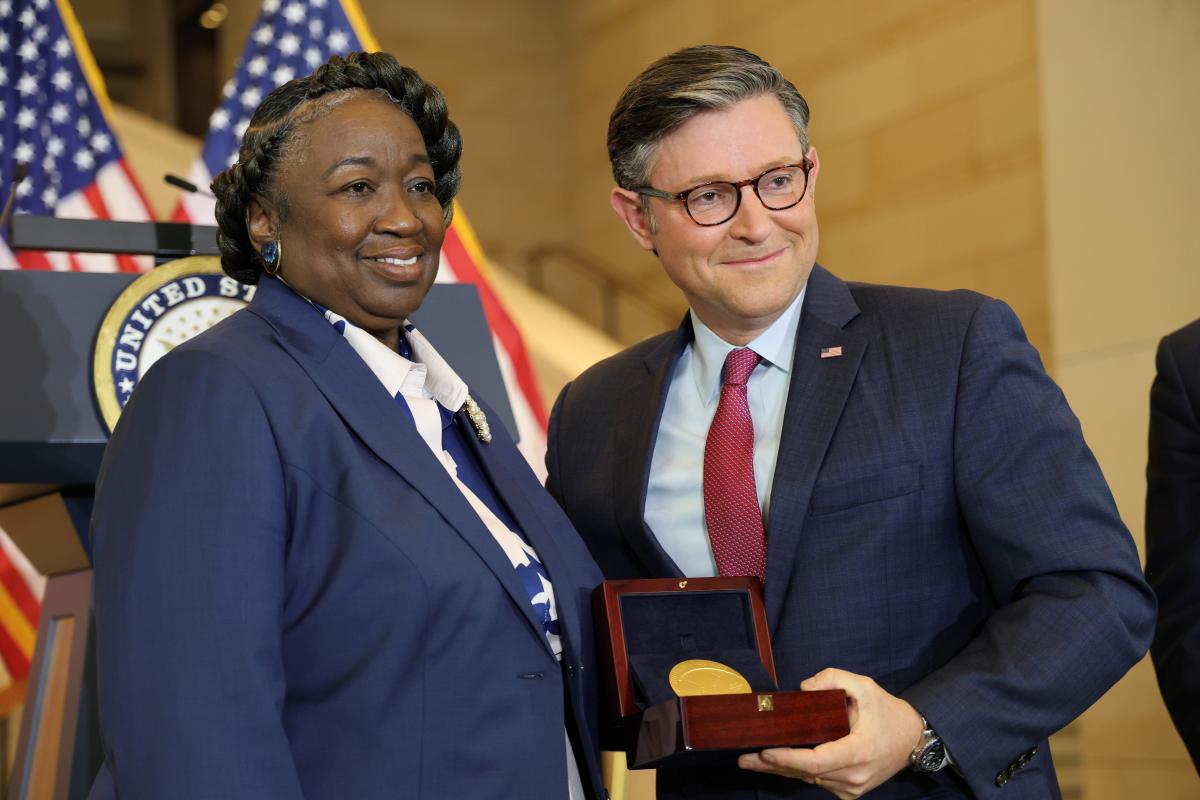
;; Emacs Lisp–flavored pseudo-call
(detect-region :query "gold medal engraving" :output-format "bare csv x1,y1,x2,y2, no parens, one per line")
668,659,753,697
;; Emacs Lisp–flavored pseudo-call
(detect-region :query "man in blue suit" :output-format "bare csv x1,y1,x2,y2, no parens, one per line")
545,45,1154,799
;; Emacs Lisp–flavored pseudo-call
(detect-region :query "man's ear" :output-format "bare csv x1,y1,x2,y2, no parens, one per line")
246,196,277,255
610,187,657,252
805,146,820,199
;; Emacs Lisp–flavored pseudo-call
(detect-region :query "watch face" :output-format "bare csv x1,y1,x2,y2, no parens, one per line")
917,742,948,772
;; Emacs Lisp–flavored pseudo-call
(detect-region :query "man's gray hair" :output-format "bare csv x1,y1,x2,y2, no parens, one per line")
607,45,811,191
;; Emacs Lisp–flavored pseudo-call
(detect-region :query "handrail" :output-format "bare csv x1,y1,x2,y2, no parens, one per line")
521,242,681,342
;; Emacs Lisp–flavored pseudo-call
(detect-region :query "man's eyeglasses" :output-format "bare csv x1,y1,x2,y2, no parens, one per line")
635,158,813,227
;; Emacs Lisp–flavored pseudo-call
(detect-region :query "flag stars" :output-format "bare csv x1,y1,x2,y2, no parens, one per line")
77,116,91,137
47,136,64,156
329,30,349,52
0,0,11,16
0,30,9,51
278,32,299,55
308,19,323,36
75,87,87,104
50,102,68,123
52,68,72,91
18,7,33,25
247,55,267,76
42,186,58,206
16,107,35,130
262,0,280,11
14,142,34,163
31,22,47,42
240,86,261,107
16,73,37,96
15,180,32,198
54,36,69,58
118,377,134,395
18,39,37,60
91,132,111,152
210,108,229,129
271,65,293,84
234,118,249,137
254,26,274,45
304,47,321,68
282,2,303,24
74,150,94,170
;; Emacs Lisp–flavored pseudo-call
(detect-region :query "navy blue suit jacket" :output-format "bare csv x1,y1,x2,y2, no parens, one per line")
90,275,607,799
1146,317,1200,772
547,265,1155,799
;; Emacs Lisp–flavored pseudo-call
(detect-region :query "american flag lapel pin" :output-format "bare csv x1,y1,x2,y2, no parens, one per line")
820,346,844,359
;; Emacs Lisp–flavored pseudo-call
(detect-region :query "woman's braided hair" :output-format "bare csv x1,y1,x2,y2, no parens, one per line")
211,52,462,284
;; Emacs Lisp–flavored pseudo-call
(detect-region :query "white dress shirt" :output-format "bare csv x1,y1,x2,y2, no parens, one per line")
644,288,805,577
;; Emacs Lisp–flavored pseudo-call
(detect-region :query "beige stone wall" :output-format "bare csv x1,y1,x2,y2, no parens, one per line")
1036,1,1200,798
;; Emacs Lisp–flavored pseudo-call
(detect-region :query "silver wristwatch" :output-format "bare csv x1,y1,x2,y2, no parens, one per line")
910,715,950,773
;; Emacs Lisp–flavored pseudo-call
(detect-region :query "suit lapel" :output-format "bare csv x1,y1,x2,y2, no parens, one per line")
248,278,556,654
765,266,866,628
611,325,690,578
457,406,581,652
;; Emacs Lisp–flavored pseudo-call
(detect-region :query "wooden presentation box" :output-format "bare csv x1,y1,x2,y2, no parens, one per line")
594,577,850,769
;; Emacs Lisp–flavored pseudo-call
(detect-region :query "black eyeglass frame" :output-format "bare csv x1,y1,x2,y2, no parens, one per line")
634,157,814,227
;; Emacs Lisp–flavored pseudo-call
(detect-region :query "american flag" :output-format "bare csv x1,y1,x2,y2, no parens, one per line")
174,0,551,470
0,0,153,272
0,0,153,689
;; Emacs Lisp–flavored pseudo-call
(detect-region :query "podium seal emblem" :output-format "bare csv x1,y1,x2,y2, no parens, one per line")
92,256,255,431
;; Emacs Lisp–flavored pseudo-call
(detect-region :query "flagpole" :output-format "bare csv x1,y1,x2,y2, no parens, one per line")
339,0,381,51
52,0,113,118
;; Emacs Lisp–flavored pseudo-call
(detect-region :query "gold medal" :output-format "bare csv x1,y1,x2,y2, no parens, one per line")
668,659,753,697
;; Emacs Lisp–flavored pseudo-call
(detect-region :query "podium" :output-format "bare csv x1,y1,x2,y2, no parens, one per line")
0,216,516,798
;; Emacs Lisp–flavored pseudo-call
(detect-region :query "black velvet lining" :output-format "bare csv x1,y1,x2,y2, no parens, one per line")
619,590,776,707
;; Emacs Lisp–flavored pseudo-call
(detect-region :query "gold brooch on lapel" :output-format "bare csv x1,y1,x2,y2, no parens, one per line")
463,396,492,443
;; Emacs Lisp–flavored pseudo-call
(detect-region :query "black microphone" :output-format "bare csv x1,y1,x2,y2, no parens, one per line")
164,173,214,199
1,162,30,236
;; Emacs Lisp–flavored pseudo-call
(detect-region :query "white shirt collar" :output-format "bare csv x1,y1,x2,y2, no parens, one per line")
279,276,470,412
689,285,806,407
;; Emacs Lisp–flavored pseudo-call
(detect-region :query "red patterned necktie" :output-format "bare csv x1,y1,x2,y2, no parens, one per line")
703,348,766,580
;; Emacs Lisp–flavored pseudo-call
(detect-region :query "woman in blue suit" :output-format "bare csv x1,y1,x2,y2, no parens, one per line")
90,52,606,800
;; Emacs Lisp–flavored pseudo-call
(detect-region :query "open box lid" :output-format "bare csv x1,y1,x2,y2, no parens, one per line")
592,577,779,722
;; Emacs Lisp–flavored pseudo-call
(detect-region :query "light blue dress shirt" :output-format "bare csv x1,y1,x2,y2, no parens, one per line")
644,288,805,577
